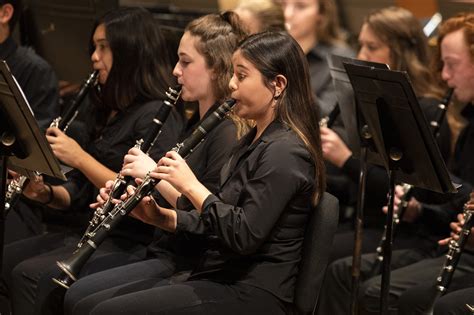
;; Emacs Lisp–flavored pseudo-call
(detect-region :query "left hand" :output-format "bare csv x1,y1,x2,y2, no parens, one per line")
46,127,84,168
150,151,199,195
121,147,156,179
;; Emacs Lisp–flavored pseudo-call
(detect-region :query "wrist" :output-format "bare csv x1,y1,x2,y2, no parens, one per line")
38,182,54,205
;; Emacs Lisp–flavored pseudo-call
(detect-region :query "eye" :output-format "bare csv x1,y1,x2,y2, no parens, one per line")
237,73,246,81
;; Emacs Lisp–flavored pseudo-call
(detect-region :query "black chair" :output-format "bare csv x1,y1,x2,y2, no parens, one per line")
294,192,339,315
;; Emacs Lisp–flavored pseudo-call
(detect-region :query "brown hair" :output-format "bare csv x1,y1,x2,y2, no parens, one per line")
185,11,250,138
316,0,346,44
364,6,443,99
185,11,247,104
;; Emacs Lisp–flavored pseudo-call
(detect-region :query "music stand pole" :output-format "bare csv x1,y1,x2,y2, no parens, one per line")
380,168,397,314
350,125,372,315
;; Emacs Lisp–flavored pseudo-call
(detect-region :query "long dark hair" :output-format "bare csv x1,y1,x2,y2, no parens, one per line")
90,7,173,121
237,31,326,205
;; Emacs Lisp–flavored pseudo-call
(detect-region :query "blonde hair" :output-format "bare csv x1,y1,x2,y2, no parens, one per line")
235,0,285,33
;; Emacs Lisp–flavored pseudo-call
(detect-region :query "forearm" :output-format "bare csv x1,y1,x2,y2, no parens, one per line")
155,180,180,208
75,151,117,189
28,184,71,210
182,182,212,213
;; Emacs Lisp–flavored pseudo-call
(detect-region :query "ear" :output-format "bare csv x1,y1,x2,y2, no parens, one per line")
272,74,287,99
0,4,14,26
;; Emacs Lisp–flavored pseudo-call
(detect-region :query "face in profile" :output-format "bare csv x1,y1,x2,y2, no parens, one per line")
279,0,320,44
173,31,215,104
91,23,113,85
441,29,474,103
357,23,392,67
229,49,276,124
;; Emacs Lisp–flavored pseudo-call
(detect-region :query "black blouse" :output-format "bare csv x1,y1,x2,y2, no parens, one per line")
176,121,316,303
62,99,183,244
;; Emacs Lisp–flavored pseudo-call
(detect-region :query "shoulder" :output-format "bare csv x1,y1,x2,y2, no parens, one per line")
15,46,55,74
325,42,356,58
260,125,312,167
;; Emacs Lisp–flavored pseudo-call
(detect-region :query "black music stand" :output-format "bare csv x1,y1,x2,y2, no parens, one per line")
0,60,66,270
344,62,456,314
329,55,389,314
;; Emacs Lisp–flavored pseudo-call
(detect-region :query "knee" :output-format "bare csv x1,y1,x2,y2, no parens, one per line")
359,277,382,313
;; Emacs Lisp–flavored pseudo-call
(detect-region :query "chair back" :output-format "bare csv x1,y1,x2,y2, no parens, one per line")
294,192,339,315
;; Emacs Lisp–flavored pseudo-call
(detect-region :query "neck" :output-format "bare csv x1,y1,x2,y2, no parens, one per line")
297,35,317,55
198,98,215,120
253,115,275,142
0,26,10,44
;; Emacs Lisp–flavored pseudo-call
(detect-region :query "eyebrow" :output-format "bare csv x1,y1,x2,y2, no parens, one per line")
235,64,249,70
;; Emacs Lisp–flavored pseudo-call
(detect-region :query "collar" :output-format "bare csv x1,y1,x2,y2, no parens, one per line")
461,103,474,122
0,36,18,60
240,120,291,151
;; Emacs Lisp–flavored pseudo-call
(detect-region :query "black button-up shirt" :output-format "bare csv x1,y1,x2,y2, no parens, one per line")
177,121,316,303
0,36,59,129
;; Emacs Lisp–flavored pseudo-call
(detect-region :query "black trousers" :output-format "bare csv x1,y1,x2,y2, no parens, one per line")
89,280,287,315
434,287,474,315
3,232,146,315
398,253,474,314
64,257,176,315
316,248,438,315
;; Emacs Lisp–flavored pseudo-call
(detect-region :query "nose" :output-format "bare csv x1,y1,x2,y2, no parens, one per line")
357,47,368,61
441,64,451,82
228,74,238,91
172,62,181,78
283,4,293,20
91,49,99,63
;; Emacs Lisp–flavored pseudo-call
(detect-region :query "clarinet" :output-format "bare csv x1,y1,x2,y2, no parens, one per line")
53,98,235,289
4,70,99,215
52,85,181,289
319,103,340,128
50,70,99,131
426,201,474,313
369,88,454,275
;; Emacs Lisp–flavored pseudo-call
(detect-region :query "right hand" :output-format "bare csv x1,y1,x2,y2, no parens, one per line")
22,175,49,203
320,127,352,168
90,180,117,209
382,185,421,223
127,179,177,232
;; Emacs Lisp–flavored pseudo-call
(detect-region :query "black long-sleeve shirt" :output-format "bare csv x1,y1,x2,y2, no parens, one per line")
176,121,316,303
0,36,59,129
147,102,238,269
307,42,355,117
62,99,183,244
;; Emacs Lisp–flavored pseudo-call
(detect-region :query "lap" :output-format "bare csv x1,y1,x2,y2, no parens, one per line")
90,280,288,315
